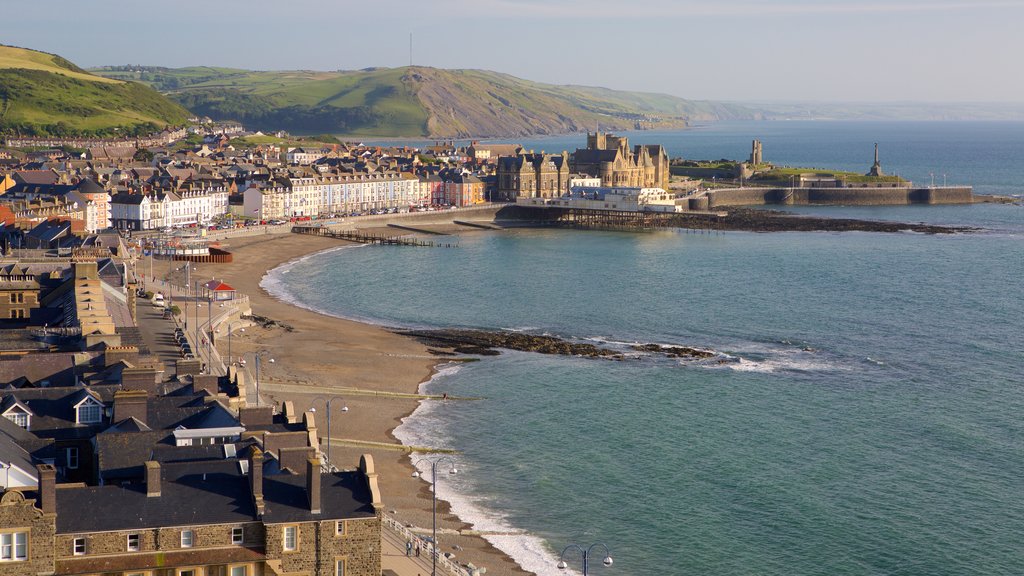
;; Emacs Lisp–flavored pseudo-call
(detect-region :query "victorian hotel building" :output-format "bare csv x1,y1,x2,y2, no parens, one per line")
242,173,423,220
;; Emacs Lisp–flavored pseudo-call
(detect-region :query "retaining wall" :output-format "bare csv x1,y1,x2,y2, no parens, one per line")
707,187,973,207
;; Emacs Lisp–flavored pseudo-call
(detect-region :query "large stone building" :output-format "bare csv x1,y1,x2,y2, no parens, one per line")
0,452,382,576
495,152,571,201
571,132,669,190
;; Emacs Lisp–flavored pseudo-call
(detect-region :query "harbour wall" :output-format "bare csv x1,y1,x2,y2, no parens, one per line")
705,186,973,207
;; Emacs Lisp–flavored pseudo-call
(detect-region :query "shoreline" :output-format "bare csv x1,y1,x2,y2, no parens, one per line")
157,233,533,576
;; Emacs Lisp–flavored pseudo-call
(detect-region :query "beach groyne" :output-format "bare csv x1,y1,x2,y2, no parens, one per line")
706,186,974,207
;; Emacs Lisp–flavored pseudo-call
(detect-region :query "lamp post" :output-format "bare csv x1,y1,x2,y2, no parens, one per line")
310,396,348,471
411,456,458,576
226,321,245,369
253,351,273,407
557,543,613,576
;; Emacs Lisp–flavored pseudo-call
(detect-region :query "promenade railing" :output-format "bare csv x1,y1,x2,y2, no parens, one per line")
382,515,471,576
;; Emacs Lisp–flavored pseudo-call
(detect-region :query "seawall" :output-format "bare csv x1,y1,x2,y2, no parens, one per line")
706,186,974,207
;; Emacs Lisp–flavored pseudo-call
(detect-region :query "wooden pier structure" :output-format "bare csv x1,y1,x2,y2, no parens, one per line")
292,226,455,247
522,206,728,232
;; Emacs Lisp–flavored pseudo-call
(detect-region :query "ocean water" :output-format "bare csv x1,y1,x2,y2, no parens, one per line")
269,121,1024,575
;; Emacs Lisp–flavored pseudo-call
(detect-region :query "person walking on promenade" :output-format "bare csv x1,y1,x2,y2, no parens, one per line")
415,542,421,557
406,540,413,556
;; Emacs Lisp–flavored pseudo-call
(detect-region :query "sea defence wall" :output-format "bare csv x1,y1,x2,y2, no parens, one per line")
706,186,973,207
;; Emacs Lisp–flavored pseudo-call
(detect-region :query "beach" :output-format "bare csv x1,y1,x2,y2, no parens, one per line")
156,231,531,576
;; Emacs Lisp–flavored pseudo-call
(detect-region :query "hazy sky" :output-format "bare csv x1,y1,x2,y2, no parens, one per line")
5,0,1024,103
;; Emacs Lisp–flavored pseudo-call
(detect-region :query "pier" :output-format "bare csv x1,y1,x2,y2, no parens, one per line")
292,225,455,247
519,206,727,232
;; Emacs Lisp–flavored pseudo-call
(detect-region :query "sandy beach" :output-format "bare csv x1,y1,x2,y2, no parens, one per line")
156,231,531,576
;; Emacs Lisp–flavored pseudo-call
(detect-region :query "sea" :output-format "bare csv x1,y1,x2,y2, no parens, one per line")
264,121,1024,576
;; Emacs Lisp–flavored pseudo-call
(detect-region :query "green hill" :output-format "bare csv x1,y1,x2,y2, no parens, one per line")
0,45,190,138
92,65,757,138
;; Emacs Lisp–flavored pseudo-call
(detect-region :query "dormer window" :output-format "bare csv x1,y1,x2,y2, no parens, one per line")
2,401,32,430
76,397,103,424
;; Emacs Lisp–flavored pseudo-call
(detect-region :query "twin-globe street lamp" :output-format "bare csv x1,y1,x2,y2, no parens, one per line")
309,396,348,471
557,542,613,575
411,456,458,576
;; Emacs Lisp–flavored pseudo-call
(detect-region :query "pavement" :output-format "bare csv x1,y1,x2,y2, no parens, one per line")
382,523,446,576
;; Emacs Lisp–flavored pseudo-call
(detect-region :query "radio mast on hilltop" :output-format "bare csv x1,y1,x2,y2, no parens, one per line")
409,33,413,68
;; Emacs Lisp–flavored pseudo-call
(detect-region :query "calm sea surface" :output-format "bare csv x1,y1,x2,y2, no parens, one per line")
272,122,1024,575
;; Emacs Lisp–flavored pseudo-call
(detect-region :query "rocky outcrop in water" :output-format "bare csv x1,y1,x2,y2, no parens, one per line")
399,329,718,361
399,329,621,357
719,208,975,234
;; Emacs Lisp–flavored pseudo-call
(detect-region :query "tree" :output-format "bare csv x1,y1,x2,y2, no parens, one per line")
133,148,154,162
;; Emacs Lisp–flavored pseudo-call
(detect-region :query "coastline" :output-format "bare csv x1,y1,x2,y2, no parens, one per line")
163,233,532,576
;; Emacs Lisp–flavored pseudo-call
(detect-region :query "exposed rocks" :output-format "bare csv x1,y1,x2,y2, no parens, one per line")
716,208,975,234
631,343,716,359
398,329,621,358
247,314,294,332
400,328,719,362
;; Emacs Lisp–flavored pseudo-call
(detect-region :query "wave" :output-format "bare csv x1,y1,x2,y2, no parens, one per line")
393,364,572,576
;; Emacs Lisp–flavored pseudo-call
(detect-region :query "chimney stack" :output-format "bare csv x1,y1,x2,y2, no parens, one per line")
36,464,56,514
307,457,321,514
250,447,265,516
113,390,148,425
145,461,161,497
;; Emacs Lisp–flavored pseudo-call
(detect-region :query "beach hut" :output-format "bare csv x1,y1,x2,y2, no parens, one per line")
202,279,237,301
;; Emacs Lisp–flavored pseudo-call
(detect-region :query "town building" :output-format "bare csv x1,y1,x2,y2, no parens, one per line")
571,132,670,190
495,152,571,201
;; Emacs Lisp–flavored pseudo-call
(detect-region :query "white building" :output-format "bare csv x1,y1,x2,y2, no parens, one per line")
286,148,328,165
243,173,423,219
518,186,684,212
110,186,229,230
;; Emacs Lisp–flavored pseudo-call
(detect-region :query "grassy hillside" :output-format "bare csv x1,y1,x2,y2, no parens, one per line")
93,65,757,138
0,45,190,137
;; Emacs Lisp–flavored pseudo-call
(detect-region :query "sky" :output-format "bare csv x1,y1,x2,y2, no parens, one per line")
4,0,1024,103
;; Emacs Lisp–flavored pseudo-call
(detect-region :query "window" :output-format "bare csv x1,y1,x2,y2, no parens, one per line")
282,526,297,552
231,527,243,545
229,566,248,576
335,558,346,576
77,402,102,424
0,531,28,562
178,570,196,576
73,537,86,555
8,294,15,303
335,521,346,536
127,533,140,551
3,412,28,429
180,530,193,548
66,447,79,470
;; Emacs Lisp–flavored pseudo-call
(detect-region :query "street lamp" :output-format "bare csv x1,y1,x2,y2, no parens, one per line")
557,543,613,576
226,321,245,368
253,351,273,407
310,396,348,471
411,456,458,576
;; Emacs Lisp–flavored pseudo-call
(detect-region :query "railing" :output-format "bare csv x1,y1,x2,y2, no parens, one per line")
382,515,470,576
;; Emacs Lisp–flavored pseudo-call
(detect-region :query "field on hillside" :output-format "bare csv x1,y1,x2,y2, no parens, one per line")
0,46,190,136
0,45,120,84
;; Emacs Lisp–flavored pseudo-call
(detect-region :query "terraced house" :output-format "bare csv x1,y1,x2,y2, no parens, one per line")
0,451,383,576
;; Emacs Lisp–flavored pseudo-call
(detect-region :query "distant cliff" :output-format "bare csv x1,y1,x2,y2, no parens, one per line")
91,65,758,138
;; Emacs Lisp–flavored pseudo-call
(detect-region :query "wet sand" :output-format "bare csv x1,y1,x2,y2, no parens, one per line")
155,232,531,576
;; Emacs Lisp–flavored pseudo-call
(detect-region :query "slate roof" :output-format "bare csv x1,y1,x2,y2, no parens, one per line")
75,178,106,194
95,429,167,481
53,460,375,533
